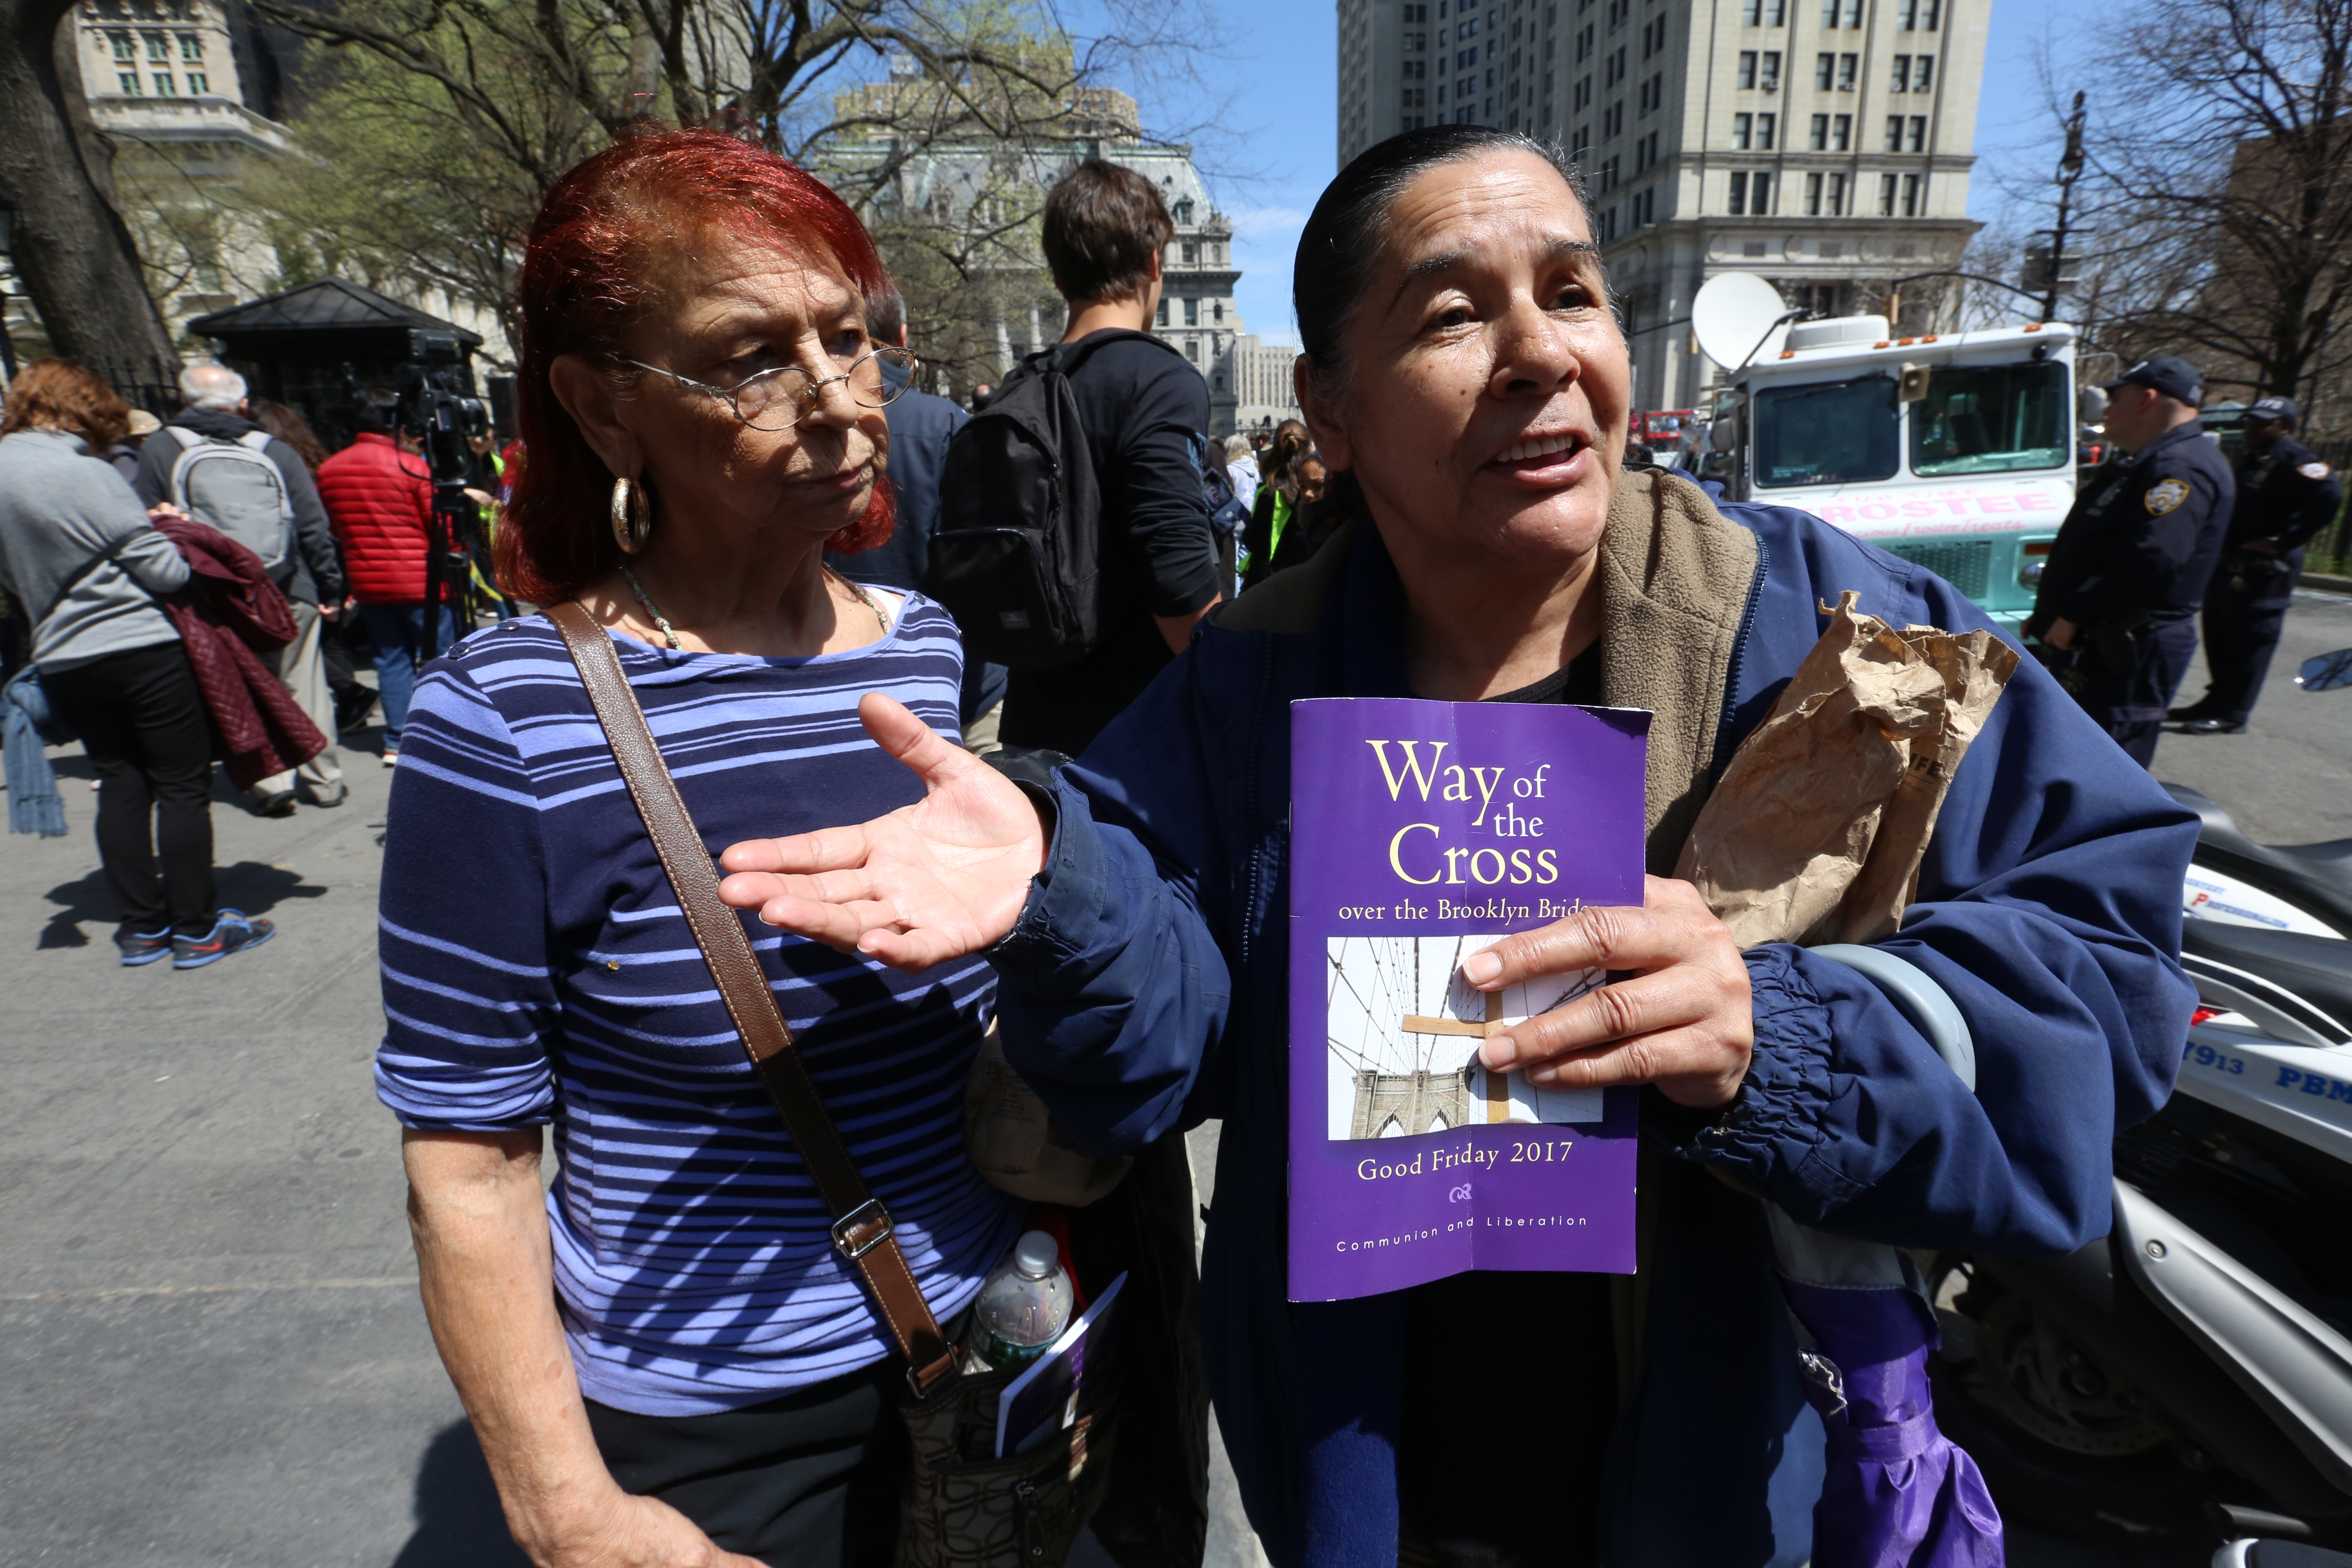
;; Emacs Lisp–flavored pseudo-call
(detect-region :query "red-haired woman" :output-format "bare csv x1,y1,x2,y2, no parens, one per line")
0,359,273,969
372,129,1022,1566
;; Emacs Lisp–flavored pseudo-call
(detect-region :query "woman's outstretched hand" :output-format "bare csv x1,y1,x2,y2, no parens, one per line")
716,693,1049,971
1463,875,1754,1108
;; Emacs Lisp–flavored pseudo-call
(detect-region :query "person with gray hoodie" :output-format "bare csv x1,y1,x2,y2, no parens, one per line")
0,359,274,969
134,362,346,811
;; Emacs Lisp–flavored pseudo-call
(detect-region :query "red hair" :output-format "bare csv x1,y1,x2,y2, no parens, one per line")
499,125,896,604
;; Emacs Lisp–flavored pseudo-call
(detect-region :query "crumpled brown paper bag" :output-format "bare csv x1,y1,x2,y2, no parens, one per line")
963,1024,1133,1207
1674,591,2019,949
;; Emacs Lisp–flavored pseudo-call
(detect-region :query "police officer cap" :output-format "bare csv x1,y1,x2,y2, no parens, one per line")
2103,356,2203,405
2243,395,2299,424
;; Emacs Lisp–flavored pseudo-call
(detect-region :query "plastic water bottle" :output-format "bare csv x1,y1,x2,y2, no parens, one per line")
963,1229,1074,1370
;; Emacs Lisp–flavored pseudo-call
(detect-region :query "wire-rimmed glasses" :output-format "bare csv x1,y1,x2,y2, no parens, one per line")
621,345,915,431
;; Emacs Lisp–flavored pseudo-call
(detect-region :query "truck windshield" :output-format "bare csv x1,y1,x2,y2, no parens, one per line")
1752,376,1900,488
1909,362,2070,476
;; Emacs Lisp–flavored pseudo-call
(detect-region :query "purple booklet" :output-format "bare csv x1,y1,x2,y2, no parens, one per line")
1287,697,1649,1302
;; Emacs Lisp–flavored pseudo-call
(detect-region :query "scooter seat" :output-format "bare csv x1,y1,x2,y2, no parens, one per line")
2165,782,2352,931
2181,921,2352,1040
2272,838,2352,875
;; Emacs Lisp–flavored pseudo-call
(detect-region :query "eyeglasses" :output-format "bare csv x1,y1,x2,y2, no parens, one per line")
621,345,915,431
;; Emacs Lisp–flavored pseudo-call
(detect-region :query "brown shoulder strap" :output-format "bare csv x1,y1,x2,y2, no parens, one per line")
544,601,956,1396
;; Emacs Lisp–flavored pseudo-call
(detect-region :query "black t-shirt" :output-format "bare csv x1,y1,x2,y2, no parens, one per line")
999,332,1220,757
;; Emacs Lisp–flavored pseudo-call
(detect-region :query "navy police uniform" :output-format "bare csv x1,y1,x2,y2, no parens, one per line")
2177,399,2344,728
2028,365,2232,767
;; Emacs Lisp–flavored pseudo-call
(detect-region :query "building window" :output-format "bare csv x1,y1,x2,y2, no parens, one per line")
1185,340,1198,363
1738,49,1756,88
116,70,140,94
176,31,201,60
1836,52,1855,89
1733,111,1752,149
1809,113,1828,149
1156,298,1169,326
1819,0,1835,22
151,71,174,94
1768,0,1786,19
108,29,134,60
1761,51,1781,89
1815,51,1834,89
1892,53,1910,90
1908,114,1927,151
1743,0,1760,22
1828,172,1847,214
1902,173,1924,215
1885,114,1904,150
1184,297,1199,326
1913,54,1934,90
1729,171,1747,215
1879,172,1898,216
1806,172,1824,216
143,30,168,60
186,69,207,91
1757,112,1777,148
1832,112,1850,150
1730,170,1775,216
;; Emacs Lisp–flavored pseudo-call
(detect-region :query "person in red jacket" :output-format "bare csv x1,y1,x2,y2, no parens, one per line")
317,404,453,764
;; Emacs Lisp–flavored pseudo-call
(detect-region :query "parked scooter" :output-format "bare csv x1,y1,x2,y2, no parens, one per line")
1924,727,2352,1552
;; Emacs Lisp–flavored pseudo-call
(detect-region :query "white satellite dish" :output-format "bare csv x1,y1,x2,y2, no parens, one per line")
1691,272,1794,374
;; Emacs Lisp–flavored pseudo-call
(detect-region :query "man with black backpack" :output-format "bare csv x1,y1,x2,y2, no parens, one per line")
133,363,346,811
929,158,1223,757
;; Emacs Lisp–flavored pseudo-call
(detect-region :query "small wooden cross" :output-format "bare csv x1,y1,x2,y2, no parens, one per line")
1400,990,1510,1123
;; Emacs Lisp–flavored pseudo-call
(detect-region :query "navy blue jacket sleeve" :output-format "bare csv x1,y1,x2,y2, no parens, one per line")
986,655,1236,1152
1686,513,2199,1256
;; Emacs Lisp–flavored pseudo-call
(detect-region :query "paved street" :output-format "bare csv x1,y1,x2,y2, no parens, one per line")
4,592,2349,1565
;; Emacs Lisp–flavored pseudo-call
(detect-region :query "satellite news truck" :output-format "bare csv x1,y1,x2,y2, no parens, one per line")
1689,273,2094,634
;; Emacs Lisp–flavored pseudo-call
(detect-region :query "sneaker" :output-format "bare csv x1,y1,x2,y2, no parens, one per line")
172,910,276,969
382,750,399,768
256,788,298,817
114,929,174,967
334,688,379,734
306,784,348,808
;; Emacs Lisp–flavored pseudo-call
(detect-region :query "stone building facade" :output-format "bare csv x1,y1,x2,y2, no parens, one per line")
824,82,1255,432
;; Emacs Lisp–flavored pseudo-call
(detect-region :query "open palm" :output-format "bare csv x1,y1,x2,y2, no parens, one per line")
715,693,1049,971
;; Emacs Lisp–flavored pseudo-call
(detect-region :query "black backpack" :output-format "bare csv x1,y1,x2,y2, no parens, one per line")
925,329,1180,671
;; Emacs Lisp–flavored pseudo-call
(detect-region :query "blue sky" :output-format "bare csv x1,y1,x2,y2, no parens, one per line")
1091,0,2100,346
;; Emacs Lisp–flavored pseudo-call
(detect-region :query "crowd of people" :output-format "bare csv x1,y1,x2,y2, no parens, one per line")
0,355,508,966
0,118,2261,1568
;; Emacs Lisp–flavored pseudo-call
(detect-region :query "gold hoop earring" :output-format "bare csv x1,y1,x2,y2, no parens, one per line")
610,474,653,555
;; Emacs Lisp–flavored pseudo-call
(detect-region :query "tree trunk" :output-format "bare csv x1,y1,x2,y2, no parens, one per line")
0,0,180,403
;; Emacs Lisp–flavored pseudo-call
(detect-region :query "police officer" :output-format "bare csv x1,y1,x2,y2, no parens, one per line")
2169,395,2344,733
2026,356,2234,767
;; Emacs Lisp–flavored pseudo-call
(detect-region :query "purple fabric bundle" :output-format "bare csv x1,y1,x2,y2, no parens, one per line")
1781,1275,2005,1568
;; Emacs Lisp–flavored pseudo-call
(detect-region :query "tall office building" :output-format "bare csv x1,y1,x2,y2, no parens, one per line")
1334,0,1986,409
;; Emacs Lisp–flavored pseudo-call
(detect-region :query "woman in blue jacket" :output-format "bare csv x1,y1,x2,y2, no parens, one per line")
718,127,2197,1566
